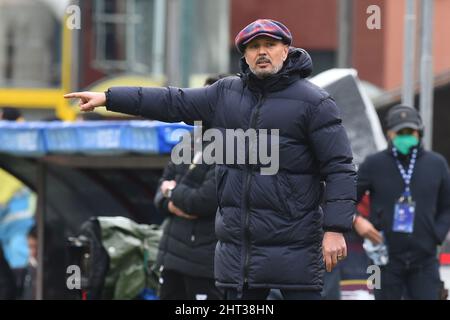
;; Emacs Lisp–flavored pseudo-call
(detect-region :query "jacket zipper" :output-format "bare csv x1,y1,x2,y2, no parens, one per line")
191,220,197,243
243,92,265,286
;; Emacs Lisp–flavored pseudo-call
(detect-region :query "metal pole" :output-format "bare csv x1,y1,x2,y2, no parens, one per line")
152,0,166,77
36,161,46,300
402,0,417,107
71,0,80,92
419,0,434,149
180,0,194,87
337,0,353,68
165,0,181,86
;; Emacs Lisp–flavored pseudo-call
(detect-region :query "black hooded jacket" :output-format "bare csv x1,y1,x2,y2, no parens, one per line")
106,47,356,291
155,129,218,279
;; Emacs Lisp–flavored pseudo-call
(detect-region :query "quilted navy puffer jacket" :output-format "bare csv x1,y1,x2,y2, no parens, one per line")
105,48,356,292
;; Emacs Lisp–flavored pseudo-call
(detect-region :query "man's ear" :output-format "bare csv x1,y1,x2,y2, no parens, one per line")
244,52,250,65
387,130,396,140
413,130,421,139
282,45,289,61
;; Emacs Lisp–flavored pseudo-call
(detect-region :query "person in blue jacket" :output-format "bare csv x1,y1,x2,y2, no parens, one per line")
65,19,356,300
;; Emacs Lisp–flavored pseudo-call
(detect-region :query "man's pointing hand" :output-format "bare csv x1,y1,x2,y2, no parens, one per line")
64,92,106,112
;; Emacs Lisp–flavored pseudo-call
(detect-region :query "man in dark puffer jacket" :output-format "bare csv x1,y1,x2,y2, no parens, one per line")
65,19,356,300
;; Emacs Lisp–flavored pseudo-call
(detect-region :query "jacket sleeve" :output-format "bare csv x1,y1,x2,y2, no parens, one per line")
170,167,218,218
153,160,178,216
356,157,372,203
435,158,450,243
105,82,220,126
308,97,357,233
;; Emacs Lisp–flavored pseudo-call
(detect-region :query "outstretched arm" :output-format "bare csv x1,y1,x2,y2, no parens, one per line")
65,82,220,126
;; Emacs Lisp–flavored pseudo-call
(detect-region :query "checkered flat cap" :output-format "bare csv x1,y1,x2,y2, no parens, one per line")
235,19,292,53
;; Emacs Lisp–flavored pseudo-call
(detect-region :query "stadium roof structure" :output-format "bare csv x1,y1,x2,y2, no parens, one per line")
0,120,191,299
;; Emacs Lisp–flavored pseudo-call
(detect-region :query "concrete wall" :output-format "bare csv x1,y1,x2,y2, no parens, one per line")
0,0,59,88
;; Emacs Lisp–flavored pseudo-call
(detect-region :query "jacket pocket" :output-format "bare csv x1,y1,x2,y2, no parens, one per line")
277,173,312,220
216,166,228,211
273,175,291,218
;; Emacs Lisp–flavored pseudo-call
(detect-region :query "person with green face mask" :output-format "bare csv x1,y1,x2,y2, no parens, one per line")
386,104,422,156
392,133,419,156
356,104,450,300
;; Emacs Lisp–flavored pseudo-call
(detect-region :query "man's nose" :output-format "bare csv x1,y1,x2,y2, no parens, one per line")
257,46,268,55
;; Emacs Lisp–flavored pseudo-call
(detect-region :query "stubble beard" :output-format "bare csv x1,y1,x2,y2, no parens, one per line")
250,61,284,79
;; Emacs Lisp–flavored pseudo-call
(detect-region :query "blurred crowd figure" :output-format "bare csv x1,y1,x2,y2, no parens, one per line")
154,75,225,300
0,246,15,299
0,107,38,300
357,105,450,300
0,107,23,121
20,226,38,300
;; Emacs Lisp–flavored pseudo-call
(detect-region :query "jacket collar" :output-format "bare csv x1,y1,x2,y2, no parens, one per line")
239,47,313,93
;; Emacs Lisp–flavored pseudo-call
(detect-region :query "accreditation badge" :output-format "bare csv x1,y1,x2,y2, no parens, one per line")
392,197,415,234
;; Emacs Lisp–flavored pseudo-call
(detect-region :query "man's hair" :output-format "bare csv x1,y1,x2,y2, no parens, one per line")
1,107,22,121
28,225,37,239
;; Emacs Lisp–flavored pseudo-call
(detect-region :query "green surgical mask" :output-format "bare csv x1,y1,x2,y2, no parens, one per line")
392,135,419,155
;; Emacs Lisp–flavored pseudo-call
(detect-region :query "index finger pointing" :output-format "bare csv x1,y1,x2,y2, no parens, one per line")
64,93,83,99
